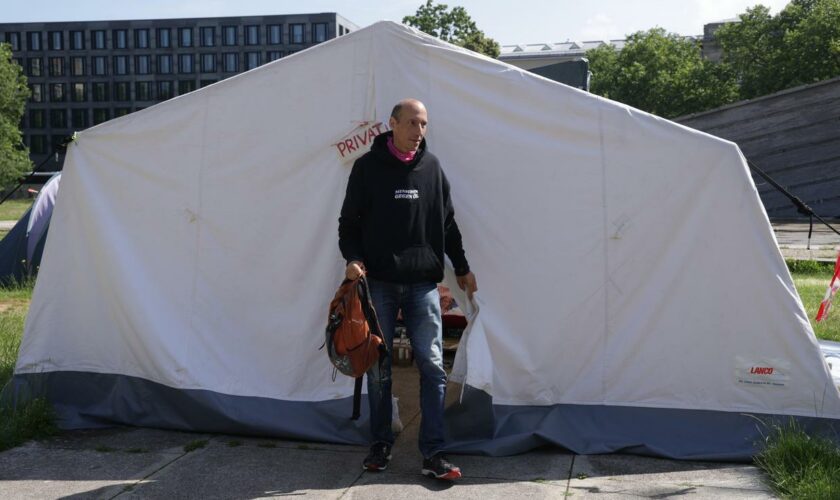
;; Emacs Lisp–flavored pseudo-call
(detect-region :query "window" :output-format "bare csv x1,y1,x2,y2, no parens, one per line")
267,51,283,62
29,109,45,128
30,135,48,154
70,30,84,50
92,108,110,125
245,25,259,45
200,79,217,88
49,83,65,102
178,53,194,73
135,55,150,75
48,31,63,50
178,80,196,95
157,54,172,74
30,84,43,103
113,55,128,75
135,81,153,101
200,27,215,47
92,82,109,101
51,135,67,151
114,82,130,101
71,109,88,128
93,30,106,49
70,56,85,76
27,32,41,51
92,56,107,76
113,29,128,49
201,53,216,72
290,24,304,44
114,107,131,118
48,57,64,76
135,28,149,48
222,26,236,45
179,27,193,47
268,25,282,44
50,109,66,128
28,58,42,77
339,25,344,36
6,32,21,51
71,82,86,102
158,81,174,100
245,51,260,70
222,52,237,72
313,23,327,43
158,28,171,48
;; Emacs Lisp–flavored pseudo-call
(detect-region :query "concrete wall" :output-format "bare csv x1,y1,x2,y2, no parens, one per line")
676,77,840,219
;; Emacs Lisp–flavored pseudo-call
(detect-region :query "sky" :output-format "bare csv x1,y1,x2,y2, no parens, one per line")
2,0,792,45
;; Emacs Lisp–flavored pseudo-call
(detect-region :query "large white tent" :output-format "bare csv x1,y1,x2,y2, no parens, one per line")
10,21,840,460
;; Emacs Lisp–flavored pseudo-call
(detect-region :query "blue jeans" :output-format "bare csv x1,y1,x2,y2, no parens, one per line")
366,278,447,459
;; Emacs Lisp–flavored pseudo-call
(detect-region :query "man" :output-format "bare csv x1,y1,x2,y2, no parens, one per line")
338,98,477,480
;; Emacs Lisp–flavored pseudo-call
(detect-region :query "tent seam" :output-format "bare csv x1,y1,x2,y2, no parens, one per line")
188,93,210,339
598,105,609,405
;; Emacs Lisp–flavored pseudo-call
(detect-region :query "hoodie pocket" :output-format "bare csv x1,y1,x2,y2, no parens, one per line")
395,245,442,279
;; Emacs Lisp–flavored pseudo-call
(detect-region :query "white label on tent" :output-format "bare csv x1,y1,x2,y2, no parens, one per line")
334,121,387,164
735,356,791,388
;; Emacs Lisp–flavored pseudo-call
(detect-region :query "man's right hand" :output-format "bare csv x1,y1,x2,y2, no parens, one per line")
345,261,365,280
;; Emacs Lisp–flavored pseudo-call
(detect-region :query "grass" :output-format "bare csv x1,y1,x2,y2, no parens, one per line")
788,259,840,342
755,421,840,499
0,198,31,222
183,439,208,452
0,279,55,452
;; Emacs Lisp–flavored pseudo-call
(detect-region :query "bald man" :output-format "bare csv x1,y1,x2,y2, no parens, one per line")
338,98,476,480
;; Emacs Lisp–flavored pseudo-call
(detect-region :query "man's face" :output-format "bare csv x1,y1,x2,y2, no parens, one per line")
389,102,428,153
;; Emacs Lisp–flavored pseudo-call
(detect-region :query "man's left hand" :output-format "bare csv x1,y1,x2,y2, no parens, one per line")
456,272,477,299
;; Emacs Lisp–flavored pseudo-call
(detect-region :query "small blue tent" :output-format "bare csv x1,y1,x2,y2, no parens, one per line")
0,174,61,285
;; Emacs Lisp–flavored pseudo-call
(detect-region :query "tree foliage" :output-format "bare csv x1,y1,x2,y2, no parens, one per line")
587,28,739,118
403,0,500,58
715,0,840,99
0,43,30,188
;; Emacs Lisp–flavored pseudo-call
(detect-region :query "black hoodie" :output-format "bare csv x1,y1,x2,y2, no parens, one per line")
338,131,470,284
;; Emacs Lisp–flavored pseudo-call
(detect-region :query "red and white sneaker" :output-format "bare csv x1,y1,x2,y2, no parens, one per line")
421,454,462,480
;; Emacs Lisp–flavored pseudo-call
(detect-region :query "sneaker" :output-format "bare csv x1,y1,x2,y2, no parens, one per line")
363,442,392,471
421,453,462,480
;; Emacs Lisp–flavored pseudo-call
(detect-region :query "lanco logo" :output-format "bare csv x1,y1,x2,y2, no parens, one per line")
749,366,774,375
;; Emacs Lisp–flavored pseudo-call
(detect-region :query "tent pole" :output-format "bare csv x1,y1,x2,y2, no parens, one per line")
747,159,840,239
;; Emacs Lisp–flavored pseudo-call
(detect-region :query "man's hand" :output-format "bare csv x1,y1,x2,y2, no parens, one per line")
345,261,365,280
456,272,477,299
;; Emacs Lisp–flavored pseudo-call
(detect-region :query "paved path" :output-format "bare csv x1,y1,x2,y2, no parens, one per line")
772,220,840,261
0,367,776,499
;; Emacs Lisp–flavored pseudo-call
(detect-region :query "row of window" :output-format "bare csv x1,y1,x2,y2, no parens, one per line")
14,51,287,78
27,99,179,130
27,121,139,153
28,79,218,104
3,23,335,51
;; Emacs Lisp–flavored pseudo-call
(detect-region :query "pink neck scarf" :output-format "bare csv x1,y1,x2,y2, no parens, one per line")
387,136,417,163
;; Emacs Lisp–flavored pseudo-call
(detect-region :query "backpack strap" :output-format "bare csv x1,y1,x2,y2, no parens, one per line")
351,376,363,420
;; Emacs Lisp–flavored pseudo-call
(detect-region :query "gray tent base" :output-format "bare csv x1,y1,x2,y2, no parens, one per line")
444,386,840,461
8,371,369,445
8,372,840,461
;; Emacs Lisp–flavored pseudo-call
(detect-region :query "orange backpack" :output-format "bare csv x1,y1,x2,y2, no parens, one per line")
324,276,387,419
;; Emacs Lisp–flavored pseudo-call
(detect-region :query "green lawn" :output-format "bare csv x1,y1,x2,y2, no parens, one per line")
0,198,31,222
789,260,840,342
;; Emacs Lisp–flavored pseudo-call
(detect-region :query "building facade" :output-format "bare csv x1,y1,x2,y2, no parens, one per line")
1,13,357,172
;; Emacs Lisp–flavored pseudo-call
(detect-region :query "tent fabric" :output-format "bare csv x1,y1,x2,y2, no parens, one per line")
12,21,840,460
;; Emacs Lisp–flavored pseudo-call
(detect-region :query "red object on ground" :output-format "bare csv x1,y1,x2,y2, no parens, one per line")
816,251,840,322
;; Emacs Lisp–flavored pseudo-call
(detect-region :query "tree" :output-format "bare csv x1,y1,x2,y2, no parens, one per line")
715,0,840,99
586,28,739,118
403,1,500,58
0,43,31,188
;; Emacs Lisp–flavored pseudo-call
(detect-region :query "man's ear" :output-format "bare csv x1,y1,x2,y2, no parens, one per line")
388,116,397,129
